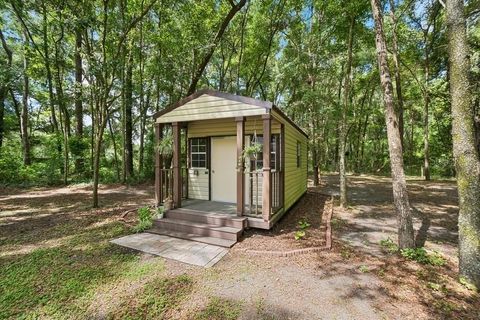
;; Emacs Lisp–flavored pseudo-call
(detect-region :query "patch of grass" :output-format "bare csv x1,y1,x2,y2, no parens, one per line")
340,245,353,259
196,297,242,320
0,219,163,319
379,237,399,254
433,299,457,316
427,281,449,294
459,276,478,291
123,258,165,281
359,265,370,273
400,248,446,266
113,274,193,319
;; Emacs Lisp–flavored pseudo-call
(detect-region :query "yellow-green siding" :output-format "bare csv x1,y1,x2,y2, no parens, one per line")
188,117,281,138
282,116,308,211
185,114,307,215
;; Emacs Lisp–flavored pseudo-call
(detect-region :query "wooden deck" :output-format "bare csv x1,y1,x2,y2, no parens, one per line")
181,199,237,215
149,199,271,246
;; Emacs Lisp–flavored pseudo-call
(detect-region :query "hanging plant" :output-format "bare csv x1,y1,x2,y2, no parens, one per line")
242,142,262,161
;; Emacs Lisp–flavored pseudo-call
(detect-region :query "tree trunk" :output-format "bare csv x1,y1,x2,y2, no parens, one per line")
339,16,355,207
41,1,59,134
108,117,120,181
21,32,31,166
92,117,107,208
0,88,5,149
54,33,70,185
446,0,480,291
370,0,414,249
0,29,13,150
388,0,404,149
124,50,134,179
423,30,430,181
187,0,246,95
74,26,84,173
139,89,150,174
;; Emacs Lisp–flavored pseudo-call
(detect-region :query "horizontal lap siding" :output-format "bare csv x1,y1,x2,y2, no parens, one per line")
283,120,308,211
188,117,281,138
188,169,209,200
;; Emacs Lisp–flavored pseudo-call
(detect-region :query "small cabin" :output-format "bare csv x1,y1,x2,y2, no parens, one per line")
152,90,307,246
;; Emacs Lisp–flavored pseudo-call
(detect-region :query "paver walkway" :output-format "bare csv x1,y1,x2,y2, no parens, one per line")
110,233,228,267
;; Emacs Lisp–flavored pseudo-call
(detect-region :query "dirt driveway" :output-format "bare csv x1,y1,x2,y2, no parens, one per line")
0,176,478,319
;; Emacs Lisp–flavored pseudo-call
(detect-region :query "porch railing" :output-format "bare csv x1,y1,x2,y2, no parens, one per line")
246,169,281,217
159,168,173,202
247,170,262,216
272,170,281,210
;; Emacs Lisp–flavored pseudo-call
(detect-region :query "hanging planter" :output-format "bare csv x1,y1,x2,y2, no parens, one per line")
242,142,262,161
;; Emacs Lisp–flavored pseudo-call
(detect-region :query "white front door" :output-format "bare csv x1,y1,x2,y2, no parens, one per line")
211,136,237,203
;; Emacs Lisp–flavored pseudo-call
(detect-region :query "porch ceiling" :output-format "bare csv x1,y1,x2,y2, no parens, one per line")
155,90,270,124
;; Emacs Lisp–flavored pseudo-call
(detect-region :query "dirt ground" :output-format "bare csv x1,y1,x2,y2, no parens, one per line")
1,175,478,319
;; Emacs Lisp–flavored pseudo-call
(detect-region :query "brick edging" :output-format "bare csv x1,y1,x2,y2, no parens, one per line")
244,195,334,257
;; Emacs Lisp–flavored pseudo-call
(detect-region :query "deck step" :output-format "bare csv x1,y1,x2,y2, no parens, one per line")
166,208,247,229
146,228,237,248
153,218,242,241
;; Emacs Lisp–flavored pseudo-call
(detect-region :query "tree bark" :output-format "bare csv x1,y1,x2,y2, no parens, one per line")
21,31,31,166
74,26,84,173
423,29,430,181
41,1,59,134
339,16,355,207
124,49,134,179
0,29,13,150
370,0,414,249
446,0,480,291
187,0,246,95
54,24,70,185
388,0,404,149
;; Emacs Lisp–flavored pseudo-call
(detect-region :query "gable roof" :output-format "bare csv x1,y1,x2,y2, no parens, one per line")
154,89,307,138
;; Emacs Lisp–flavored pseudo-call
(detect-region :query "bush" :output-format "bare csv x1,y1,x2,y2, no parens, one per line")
133,207,153,233
400,247,446,266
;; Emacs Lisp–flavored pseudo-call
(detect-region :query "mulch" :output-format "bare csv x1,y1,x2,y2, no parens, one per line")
235,191,331,252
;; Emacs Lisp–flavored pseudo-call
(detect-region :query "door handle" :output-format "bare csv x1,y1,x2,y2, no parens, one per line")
212,170,215,173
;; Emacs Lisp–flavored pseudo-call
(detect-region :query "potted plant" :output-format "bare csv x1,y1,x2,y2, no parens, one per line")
239,142,262,172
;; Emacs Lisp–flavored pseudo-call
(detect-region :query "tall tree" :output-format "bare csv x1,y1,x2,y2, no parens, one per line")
446,0,480,291
0,29,13,149
74,24,84,173
20,30,31,165
388,0,404,148
370,0,414,248
187,0,246,95
339,15,355,208
124,48,134,179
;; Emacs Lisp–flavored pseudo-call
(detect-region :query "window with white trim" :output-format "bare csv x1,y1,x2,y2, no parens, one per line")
190,138,207,168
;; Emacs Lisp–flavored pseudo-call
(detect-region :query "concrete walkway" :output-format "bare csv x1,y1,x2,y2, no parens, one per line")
110,233,228,267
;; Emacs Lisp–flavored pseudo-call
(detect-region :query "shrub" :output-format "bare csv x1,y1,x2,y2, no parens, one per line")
400,247,446,266
133,207,153,233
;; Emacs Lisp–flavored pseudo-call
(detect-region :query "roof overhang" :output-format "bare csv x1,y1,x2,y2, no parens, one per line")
154,89,308,138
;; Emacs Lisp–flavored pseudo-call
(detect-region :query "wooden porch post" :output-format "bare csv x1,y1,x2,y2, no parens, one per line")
236,117,245,216
262,113,272,221
155,123,164,206
172,122,182,208
184,125,189,200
